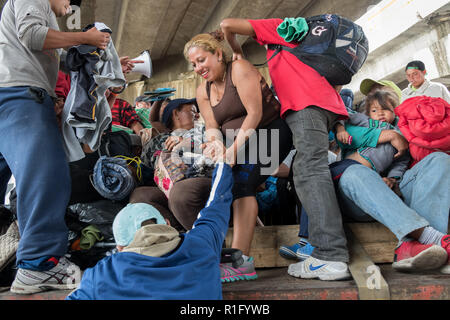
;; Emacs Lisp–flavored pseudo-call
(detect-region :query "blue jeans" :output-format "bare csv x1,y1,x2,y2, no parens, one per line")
337,152,450,240
298,159,361,238
0,86,71,265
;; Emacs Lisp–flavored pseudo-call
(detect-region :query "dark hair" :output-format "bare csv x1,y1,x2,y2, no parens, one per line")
141,218,157,227
405,60,425,72
166,105,185,130
365,90,399,115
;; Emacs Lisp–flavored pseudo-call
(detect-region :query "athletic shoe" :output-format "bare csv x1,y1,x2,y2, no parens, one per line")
288,256,351,281
439,235,450,274
10,257,81,295
279,239,315,261
220,256,258,283
0,221,19,273
392,240,447,272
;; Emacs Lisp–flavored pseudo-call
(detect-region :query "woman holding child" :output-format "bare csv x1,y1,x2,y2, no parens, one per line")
184,31,292,281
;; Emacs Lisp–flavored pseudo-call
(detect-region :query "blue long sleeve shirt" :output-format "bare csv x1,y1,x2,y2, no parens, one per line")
66,162,233,300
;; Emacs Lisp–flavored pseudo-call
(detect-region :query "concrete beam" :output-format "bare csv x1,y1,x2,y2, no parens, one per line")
95,0,122,36
303,0,381,21
346,2,450,103
114,0,130,53
166,0,221,56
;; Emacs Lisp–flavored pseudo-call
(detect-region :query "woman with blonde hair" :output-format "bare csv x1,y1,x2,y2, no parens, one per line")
184,31,292,282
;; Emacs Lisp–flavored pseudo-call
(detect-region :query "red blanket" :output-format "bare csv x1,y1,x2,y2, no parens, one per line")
396,96,450,166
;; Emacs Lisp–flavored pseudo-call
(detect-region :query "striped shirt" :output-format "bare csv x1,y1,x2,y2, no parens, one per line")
111,98,142,128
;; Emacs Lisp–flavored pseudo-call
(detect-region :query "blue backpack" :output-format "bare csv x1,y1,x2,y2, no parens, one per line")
258,14,369,85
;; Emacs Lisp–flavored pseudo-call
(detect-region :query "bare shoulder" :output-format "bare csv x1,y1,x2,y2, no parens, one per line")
196,81,208,99
231,59,255,71
231,59,261,80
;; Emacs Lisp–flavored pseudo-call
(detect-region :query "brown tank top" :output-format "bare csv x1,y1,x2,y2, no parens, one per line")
206,62,280,136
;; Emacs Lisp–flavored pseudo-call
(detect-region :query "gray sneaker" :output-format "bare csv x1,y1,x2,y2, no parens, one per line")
0,221,19,273
10,257,81,295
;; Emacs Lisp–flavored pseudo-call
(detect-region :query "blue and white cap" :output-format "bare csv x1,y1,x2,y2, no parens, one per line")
112,203,167,247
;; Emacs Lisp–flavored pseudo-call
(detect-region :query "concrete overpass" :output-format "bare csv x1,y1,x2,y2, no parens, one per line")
2,0,449,103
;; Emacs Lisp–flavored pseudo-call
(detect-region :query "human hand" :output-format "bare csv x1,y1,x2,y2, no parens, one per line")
337,129,352,145
382,177,397,189
54,97,64,129
201,140,228,164
84,27,110,50
165,136,183,151
139,128,152,146
120,56,144,74
389,131,408,159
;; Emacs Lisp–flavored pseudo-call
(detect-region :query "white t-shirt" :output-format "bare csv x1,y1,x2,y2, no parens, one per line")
401,80,450,103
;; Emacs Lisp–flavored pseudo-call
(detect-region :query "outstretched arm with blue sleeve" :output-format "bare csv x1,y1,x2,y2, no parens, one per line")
189,162,234,255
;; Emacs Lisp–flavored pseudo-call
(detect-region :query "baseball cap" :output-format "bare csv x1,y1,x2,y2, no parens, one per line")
161,98,197,128
360,78,402,102
405,60,425,71
112,203,167,247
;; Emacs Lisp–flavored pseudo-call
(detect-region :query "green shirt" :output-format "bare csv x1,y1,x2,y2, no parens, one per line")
135,108,152,129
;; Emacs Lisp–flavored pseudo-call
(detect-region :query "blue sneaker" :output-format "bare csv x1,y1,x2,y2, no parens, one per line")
279,239,315,261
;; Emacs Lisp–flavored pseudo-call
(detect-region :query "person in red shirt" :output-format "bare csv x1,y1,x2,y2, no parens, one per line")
220,18,351,280
106,89,144,135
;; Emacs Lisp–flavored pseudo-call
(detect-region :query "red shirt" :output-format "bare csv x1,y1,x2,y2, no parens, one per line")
111,98,142,128
248,19,348,119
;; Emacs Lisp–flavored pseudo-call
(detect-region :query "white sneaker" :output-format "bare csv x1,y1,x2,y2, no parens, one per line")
288,256,351,281
440,264,450,274
10,257,81,295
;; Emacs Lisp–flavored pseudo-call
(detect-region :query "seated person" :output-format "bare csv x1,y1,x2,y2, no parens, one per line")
134,95,152,109
353,78,402,113
284,91,450,275
66,161,234,300
256,149,298,226
135,98,212,232
285,90,409,262
335,90,411,180
106,87,145,135
134,95,153,129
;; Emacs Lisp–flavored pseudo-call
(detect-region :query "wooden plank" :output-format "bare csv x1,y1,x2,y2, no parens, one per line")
347,222,397,263
225,225,299,268
347,222,397,243
345,227,391,300
225,222,400,268
361,241,397,263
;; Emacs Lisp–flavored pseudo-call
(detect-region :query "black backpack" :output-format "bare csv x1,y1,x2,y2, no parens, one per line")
257,14,369,85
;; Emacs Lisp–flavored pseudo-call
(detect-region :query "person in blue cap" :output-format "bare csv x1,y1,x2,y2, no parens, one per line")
66,160,234,300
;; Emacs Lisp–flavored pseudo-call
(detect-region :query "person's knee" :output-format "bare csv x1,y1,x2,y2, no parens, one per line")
423,152,450,166
339,164,372,192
